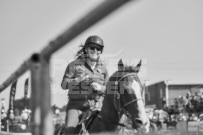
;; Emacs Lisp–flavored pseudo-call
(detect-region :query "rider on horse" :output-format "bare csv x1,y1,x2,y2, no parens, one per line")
61,35,109,134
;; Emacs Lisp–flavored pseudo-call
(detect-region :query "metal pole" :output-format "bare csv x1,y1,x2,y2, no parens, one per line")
165,80,171,107
144,80,150,106
0,60,30,92
165,84,169,107
30,53,52,135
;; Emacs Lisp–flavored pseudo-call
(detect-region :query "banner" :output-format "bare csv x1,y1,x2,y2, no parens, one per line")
188,121,203,133
24,78,29,109
198,121,203,132
188,121,199,132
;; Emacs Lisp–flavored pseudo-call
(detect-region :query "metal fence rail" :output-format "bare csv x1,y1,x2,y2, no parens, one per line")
0,60,30,93
0,0,132,135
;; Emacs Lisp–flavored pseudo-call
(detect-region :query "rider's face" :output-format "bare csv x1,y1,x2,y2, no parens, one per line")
86,44,102,61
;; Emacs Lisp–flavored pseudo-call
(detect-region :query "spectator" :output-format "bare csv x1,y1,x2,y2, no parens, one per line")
182,96,189,108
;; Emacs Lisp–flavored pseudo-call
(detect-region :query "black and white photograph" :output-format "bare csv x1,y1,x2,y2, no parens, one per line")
0,0,203,135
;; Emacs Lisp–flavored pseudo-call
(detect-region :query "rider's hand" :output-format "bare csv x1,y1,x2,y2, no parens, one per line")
74,74,90,83
91,82,102,91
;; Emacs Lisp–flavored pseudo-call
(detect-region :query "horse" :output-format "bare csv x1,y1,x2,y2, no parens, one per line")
56,59,150,135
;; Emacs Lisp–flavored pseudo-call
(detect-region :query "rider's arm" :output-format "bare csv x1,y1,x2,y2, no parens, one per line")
61,63,78,90
99,68,109,93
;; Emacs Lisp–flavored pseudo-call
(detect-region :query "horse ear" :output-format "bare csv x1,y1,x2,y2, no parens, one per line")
134,60,142,73
118,59,124,71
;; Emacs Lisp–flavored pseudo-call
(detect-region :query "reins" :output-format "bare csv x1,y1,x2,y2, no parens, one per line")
114,73,143,114
97,114,126,127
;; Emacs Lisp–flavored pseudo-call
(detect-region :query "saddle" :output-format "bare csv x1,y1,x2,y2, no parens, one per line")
76,109,99,135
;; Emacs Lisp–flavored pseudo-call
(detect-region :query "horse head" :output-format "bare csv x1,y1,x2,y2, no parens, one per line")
109,59,149,129
85,59,150,134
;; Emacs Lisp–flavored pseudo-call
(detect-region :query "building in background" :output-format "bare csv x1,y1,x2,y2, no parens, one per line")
145,81,203,109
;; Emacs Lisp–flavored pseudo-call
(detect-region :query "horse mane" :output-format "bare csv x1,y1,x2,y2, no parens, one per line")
108,71,118,82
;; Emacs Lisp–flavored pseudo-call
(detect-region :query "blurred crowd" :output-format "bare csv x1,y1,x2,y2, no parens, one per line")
152,91,203,123
173,91,203,113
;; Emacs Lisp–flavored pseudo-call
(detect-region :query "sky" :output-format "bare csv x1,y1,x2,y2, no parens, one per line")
0,0,203,108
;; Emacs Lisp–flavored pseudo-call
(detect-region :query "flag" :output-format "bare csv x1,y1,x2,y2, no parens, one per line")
24,78,29,109
7,80,17,119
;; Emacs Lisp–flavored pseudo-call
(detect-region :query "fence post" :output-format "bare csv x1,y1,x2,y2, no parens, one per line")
30,53,53,135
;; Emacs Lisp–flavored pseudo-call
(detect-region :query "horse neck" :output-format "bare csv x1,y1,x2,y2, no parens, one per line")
99,94,120,129
88,94,121,133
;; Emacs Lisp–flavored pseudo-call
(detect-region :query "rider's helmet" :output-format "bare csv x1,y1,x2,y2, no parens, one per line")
85,35,104,48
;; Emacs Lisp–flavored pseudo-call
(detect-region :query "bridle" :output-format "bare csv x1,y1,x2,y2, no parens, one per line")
114,72,144,117
97,72,144,128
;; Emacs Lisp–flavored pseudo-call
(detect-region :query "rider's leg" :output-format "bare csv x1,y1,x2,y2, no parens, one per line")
64,109,82,134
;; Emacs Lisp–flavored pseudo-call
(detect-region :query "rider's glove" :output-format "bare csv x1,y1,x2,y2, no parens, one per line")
91,82,102,91
74,75,90,83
